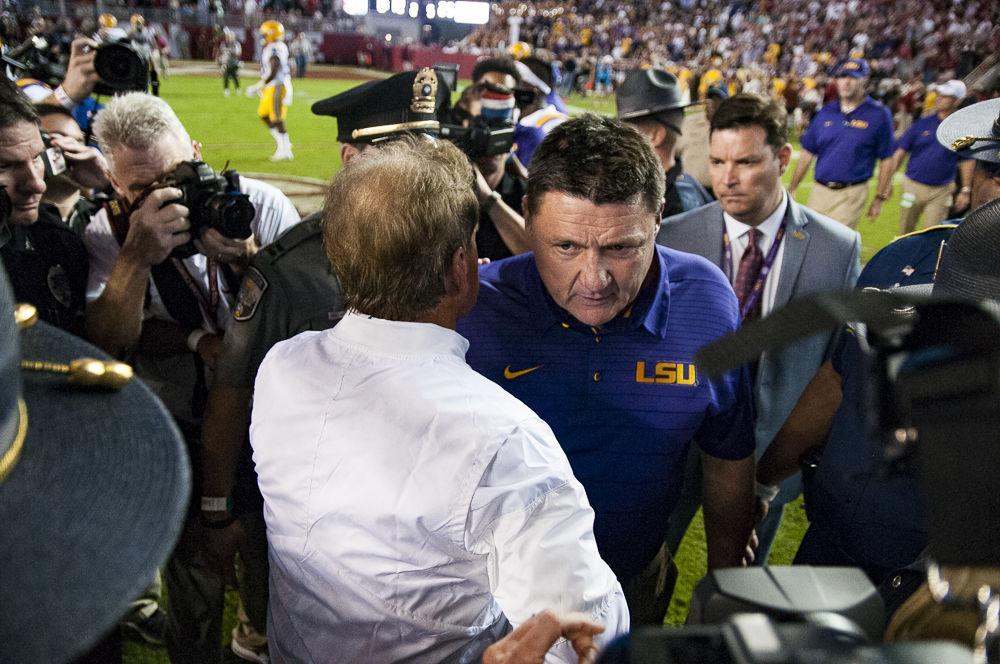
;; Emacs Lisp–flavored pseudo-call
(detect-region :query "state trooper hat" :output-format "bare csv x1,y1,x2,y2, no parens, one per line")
934,197,1000,302
936,97,1000,163
0,266,190,662
616,69,688,133
312,67,451,144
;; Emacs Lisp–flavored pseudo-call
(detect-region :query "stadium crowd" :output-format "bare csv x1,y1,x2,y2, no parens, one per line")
1,4,1000,664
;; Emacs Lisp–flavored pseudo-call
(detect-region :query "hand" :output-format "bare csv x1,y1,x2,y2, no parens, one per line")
482,610,604,664
866,197,884,220
195,228,259,266
742,529,760,566
202,515,243,586
196,332,223,369
59,37,100,103
47,134,110,189
121,187,191,268
245,82,263,97
954,190,970,213
478,257,491,267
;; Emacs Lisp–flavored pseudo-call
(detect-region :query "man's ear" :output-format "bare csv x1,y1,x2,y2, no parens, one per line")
649,123,669,149
340,143,362,165
777,142,793,174
446,244,471,296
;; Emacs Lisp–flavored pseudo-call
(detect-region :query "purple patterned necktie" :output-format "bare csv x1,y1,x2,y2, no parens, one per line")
733,228,764,322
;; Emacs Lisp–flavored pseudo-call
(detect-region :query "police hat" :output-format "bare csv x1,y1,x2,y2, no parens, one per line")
312,67,451,144
616,69,689,126
0,267,190,662
936,97,1000,163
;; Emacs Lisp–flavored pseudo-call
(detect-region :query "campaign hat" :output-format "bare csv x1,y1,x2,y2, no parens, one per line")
936,97,1000,163
0,266,190,662
616,69,688,134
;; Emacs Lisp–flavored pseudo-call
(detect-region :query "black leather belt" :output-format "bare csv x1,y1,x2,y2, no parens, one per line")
819,180,867,190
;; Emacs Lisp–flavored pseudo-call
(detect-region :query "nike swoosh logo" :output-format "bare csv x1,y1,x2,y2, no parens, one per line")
504,365,543,380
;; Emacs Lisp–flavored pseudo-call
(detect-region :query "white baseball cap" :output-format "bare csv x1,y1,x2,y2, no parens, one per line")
933,79,967,99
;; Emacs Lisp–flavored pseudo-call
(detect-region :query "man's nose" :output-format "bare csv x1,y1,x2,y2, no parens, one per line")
579,253,612,292
21,161,47,196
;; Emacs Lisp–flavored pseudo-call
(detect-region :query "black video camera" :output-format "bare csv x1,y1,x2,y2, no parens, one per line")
161,161,256,259
439,115,516,160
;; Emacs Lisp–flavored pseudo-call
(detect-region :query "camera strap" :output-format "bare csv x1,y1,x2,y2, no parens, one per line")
105,198,220,332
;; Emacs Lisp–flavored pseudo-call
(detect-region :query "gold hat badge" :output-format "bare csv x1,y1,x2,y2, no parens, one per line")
16,303,133,390
411,68,438,114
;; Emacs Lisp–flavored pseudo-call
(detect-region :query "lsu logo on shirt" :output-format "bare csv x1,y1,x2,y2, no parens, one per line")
847,119,870,129
635,361,697,385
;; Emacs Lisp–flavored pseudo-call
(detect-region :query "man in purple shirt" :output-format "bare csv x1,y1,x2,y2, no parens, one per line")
789,59,894,228
869,79,974,233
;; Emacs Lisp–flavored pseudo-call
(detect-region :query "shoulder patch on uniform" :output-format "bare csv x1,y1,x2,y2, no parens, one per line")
233,267,268,321
893,223,959,240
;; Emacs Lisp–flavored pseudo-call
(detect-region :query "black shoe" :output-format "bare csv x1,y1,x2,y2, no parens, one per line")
121,607,167,647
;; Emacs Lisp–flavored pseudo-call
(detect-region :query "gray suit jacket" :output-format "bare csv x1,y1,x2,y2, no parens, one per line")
658,199,861,472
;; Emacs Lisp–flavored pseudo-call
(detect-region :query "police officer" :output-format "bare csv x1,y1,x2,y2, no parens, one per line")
870,79,974,233
198,67,449,663
616,69,713,219
788,58,894,228
0,79,89,337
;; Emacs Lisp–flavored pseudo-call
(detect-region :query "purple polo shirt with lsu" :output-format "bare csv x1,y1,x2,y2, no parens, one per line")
801,96,894,184
897,113,964,186
458,246,755,579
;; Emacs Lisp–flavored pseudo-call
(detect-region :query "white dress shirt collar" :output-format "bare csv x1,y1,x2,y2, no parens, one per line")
334,309,469,359
722,190,788,248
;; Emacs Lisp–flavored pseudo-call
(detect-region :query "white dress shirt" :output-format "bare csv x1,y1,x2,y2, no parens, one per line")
722,191,788,316
251,311,628,663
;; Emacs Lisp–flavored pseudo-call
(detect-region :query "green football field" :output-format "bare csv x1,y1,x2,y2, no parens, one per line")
121,71,910,661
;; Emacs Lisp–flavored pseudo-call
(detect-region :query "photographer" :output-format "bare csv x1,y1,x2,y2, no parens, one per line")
0,79,89,337
460,57,531,259
83,92,298,664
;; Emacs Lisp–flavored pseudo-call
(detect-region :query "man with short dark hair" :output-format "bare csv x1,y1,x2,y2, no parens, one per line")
460,114,756,625
788,58,894,228
0,79,89,337
251,136,628,662
659,93,861,563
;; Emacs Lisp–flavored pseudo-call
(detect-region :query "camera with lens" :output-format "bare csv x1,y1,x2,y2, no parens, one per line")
437,76,516,159
1,33,149,95
439,115,515,160
161,161,256,259
92,38,151,95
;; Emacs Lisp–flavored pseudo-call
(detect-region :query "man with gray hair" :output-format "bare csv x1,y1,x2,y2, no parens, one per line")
83,92,298,663
251,136,628,662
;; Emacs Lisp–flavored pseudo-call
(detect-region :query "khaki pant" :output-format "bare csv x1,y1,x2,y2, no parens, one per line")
898,176,953,235
808,181,870,229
